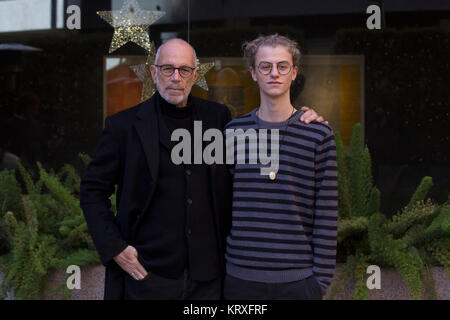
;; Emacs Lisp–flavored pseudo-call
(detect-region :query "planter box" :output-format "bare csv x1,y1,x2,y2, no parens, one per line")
45,265,105,300
323,263,450,300
1,264,449,300
0,265,105,300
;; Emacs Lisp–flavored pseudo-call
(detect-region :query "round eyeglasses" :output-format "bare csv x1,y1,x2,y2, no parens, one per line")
257,61,293,75
154,64,196,78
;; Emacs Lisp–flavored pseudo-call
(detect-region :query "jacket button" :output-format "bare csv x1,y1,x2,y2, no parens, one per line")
187,198,193,205
187,229,192,235
186,169,191,176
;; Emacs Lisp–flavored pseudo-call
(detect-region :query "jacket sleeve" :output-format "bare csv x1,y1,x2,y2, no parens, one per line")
312,130,338,295
80,116,128,266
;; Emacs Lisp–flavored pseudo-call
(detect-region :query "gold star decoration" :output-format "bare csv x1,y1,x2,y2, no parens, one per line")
130,42,156,101
97,0,165,53
195,60,215,91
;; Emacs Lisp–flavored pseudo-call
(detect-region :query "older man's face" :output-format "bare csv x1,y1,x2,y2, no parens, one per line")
150,40,199,107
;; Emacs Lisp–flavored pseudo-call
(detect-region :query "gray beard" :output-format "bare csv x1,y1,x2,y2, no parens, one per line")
155,80,187,106
160,91,186,106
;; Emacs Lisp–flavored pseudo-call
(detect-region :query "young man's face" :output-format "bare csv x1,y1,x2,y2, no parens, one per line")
150,40,199,107
250,45,298,99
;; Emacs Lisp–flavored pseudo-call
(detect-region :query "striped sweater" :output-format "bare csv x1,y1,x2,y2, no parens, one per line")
224,108,338,295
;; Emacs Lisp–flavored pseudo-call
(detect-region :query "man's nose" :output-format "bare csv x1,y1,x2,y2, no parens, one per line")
170,69,181,81
270,66,280,77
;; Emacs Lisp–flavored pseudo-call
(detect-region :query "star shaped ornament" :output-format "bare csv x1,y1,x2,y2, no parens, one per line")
130,42,157,101
97,0,165,53
195,61,215,91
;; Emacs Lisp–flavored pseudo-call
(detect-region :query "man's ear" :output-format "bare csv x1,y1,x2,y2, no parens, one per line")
150,64,157,82
291,65,298,82
250,67,257,82
193,67,199,82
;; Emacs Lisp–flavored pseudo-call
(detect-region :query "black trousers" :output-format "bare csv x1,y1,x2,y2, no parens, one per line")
223,274,323,300
124,269,221,300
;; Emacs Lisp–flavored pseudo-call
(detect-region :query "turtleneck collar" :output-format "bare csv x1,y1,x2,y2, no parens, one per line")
157,91,193,119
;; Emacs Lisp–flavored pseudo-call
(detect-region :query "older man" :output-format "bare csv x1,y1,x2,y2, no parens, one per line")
80,38,324,300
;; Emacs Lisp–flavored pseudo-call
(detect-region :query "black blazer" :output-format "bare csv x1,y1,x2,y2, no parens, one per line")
79,93,232,299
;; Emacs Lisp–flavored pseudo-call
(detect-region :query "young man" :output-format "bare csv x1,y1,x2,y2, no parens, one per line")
224,34,338,300
80,38,326,300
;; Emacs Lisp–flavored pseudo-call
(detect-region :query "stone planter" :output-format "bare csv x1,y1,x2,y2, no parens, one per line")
323,263,450,300
0,265,105,300
45,265,105,300
1,264,448,300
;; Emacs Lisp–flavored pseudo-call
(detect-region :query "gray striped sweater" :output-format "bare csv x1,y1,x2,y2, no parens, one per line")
224,108,338,295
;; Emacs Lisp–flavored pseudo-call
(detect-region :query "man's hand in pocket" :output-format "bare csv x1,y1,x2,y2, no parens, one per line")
113,245,148,280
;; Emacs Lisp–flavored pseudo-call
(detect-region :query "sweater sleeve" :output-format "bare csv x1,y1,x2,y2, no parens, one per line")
312,130,338,295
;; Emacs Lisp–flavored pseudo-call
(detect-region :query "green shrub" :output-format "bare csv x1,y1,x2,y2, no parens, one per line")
0,153,101,300
0,169,25,255
331,123,450,300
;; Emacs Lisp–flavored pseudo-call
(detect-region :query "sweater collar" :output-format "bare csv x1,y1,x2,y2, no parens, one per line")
157,91,193,119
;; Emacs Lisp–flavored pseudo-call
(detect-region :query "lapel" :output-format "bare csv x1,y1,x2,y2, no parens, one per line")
156,102,176,151
193,100,223,255
192,98,217,188
133,95,159,183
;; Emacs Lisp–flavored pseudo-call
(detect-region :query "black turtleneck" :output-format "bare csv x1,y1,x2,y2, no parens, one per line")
159,94,193,134
133,92,220,282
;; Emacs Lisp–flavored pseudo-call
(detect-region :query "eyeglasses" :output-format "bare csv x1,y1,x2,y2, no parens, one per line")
257,61,293,75
154,64,196,78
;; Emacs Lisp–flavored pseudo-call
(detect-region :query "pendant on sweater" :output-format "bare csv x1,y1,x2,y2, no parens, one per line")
269,171,276,180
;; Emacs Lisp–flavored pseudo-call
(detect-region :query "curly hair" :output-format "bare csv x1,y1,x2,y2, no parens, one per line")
242,34,301,68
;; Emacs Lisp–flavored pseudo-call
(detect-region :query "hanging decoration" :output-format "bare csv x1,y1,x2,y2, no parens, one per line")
100,0,214,100
195,61,215,91
130,42,157,102
97,0,165,53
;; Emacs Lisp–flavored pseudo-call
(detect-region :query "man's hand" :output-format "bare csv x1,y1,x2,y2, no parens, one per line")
299,106,328,124
113,245,148,280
